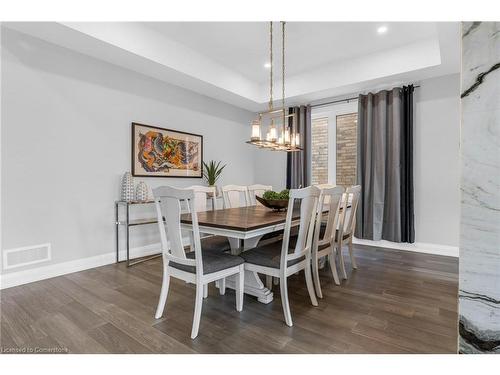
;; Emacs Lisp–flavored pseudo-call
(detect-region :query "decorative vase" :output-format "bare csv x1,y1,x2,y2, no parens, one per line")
207,184,217,198
135,181,149,202
121,172,135,202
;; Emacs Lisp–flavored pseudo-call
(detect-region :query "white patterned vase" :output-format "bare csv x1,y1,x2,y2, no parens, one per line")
121,172,135,202
135,181,149,202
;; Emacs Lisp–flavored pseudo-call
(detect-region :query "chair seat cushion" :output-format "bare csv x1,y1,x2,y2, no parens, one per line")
240,242,305,269
200,235,231,252
170,252,244,275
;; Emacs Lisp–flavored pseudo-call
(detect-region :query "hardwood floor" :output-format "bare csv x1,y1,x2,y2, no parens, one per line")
0,245,458,354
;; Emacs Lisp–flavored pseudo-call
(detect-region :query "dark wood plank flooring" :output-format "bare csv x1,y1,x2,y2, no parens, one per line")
0,245,458,354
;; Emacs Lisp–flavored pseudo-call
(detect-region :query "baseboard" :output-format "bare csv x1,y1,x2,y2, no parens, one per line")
0,242,163,290
1,236,458,290
352,237,459,257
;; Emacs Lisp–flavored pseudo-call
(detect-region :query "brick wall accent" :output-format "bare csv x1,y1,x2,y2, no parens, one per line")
336,113,357,186
311,117,328,185
311,113,357,186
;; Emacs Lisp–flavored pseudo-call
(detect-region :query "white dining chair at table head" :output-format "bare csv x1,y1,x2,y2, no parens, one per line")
185,186,230,254
221,185,250,208
186,185,217,212
247,184,272,206
152,186,245,339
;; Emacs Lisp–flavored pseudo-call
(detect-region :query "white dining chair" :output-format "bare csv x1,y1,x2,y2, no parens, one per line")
221,185,250,208
311,186,345,298
247,184,272,206
186,185,217,212
240,186,320,327
314,184,336,205
336,185,362,280
314,183,336,189
248,184,283,246
153,186,245,339
186,185,232,298
185,185,230,252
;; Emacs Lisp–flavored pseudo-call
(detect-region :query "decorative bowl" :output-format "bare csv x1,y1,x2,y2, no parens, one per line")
255,196,289,211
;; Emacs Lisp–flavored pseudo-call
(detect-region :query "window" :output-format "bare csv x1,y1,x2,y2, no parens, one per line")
311,102,358,186
311,117,329,185
335,113,357,186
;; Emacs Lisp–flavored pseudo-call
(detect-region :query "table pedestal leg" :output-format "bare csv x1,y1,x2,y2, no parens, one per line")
224,271,273,304
219,235,274,304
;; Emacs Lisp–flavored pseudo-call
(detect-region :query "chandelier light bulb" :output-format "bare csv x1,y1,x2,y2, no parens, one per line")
251,120,261,141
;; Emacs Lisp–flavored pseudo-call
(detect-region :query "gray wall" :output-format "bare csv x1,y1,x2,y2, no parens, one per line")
1,28,254,273
253,150,287,191
414,74,460,247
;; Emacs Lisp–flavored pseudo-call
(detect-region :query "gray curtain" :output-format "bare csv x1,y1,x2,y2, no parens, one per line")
286,105,312,189
355,86,415,243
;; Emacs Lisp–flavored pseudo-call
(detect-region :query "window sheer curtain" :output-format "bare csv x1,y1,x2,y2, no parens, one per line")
286,105,312,189
354,86,415,243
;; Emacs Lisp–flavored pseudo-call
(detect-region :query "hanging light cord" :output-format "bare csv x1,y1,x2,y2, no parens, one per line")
282,21,286,135
269,21,273,112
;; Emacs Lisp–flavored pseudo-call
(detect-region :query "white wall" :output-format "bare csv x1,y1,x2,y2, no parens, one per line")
252,150,287,191
1,28,255,275
413,74,460,247
253,74,461,250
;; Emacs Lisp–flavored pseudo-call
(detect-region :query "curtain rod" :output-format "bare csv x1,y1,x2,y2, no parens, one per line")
310,85,421,109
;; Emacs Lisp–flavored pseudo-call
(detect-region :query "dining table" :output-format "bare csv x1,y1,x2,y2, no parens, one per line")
181,204,333,304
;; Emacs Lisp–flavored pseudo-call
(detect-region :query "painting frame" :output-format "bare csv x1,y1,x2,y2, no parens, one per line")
131,122,203,178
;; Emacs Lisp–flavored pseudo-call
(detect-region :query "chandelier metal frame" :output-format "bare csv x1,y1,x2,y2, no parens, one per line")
246,21,302,152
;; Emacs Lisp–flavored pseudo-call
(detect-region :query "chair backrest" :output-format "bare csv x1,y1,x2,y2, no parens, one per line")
314,183,336,189
153,186,203,274
221,185,249,208
247,184,272,206
314,183,336,204
339,185,361,237
314,186,345,251
186,185,217,212
280,186,321,269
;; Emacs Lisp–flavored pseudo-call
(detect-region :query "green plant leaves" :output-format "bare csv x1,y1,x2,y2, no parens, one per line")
262,189,289,200
202,160,226,185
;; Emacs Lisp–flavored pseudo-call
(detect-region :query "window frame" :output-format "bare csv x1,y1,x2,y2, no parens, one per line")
311,100,358,185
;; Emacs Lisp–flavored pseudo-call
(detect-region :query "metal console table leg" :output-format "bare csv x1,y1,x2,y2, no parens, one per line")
115,200,162,267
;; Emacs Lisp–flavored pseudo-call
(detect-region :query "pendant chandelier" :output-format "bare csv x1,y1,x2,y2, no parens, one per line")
246,21,301,152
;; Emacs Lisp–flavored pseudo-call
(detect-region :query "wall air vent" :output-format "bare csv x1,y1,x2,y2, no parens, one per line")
3,243,51,270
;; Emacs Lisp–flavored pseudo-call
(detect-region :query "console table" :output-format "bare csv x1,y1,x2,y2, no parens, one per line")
115,197,222,267
115,200,162,267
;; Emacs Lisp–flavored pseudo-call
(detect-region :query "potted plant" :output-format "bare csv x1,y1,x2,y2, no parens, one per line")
257,189,290,211
202,160,226,195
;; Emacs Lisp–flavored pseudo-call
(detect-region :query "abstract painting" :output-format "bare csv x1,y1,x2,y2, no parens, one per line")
132,123,203,178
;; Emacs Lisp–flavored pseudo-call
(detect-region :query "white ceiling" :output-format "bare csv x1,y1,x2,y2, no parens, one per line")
4,22,460,111
144,22,439,83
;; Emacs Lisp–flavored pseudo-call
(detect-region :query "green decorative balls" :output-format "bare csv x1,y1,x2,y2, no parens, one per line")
262,189,290,200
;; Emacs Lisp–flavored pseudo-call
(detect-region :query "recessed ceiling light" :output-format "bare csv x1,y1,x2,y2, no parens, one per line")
377,26,388,34
264,62,271,69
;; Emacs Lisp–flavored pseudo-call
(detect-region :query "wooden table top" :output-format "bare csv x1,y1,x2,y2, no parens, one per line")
181,206,300,232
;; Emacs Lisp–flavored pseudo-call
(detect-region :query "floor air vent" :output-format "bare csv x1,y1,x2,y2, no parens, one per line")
3,243,51,270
